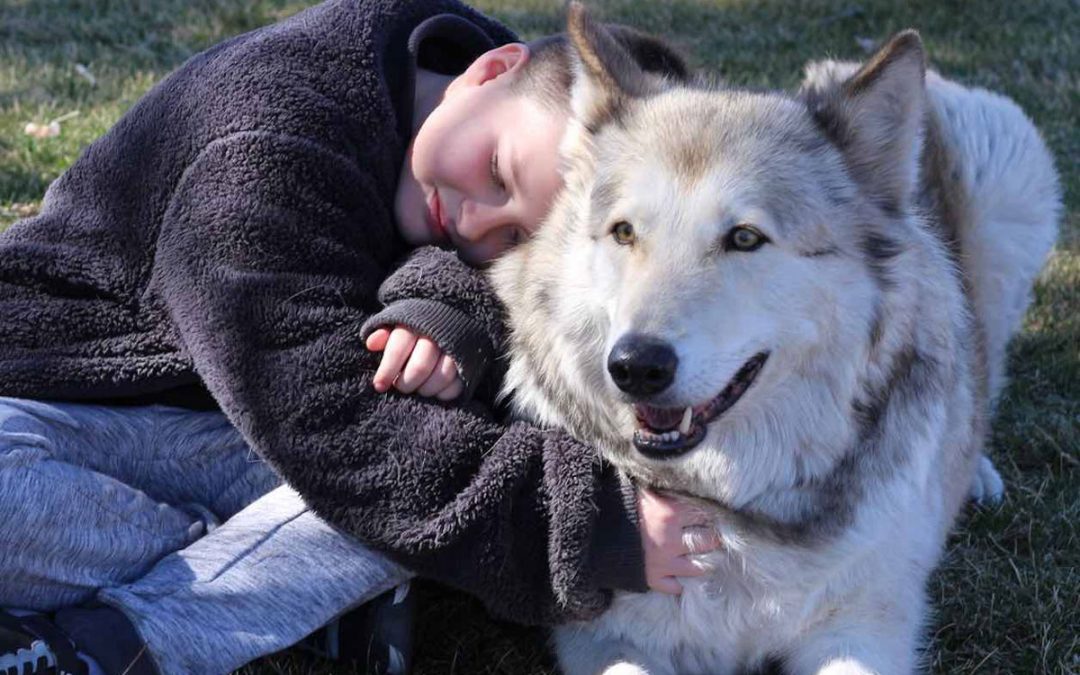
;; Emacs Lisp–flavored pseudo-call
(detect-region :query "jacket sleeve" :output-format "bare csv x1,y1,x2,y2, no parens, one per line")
359,246,507,400
153,132,645,624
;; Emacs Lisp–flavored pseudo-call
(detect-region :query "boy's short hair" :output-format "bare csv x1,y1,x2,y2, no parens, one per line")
512,26,690,114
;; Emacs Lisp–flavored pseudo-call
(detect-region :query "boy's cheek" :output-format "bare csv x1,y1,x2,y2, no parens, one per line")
392,180,428,244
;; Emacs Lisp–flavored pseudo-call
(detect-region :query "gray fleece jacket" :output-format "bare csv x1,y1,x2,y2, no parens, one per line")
0,0,645,624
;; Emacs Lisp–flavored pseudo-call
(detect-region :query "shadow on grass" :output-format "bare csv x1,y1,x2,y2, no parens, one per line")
0,163,52,206
242,581,555,675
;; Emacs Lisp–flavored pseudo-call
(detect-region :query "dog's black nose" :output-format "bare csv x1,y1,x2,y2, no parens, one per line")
607,334,678,396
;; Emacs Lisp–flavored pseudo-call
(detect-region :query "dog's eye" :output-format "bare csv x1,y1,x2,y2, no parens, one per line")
611,221,636,246
725,225,768,252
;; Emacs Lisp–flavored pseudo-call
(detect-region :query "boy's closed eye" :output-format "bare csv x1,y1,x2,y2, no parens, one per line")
490,152,506,192
365,327,464,400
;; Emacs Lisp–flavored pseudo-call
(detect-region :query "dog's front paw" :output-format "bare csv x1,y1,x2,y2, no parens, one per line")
815,658,877,675
969,454,1005,504
601,663,652,675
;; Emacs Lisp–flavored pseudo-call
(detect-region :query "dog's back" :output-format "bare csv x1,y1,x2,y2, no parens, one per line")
801,63,1061,504
921,73,1060,401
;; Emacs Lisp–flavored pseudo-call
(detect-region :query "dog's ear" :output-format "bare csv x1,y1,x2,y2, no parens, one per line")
804,30,927,216
603,24,691,84
566,2,669,132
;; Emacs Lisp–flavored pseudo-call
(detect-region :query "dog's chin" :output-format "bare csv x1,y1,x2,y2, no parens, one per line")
630,352,769,460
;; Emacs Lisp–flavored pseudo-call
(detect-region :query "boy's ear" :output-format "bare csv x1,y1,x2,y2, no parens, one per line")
567,1,656,133
461,42,530,87
802,30,927,215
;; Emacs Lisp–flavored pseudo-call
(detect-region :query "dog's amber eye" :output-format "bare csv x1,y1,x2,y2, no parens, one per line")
611,221,635,245
725,225,768,252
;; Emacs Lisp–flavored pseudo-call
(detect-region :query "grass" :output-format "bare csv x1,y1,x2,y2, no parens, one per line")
2,0,1076,672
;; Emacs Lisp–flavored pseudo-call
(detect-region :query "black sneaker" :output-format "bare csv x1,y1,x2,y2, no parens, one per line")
53,605,156,675
299,582,415,675
0,610,87,675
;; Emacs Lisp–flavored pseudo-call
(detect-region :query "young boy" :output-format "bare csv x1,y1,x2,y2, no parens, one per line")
0,1,713,673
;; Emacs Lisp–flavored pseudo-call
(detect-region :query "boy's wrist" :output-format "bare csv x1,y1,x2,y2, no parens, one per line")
589,468,648,593
361,297,492,400
376,247,507,346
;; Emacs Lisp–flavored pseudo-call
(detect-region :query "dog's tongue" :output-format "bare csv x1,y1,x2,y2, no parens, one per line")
635,404,684,431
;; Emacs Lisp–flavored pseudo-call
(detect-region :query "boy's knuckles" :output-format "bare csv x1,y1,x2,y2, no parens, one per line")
682,526,720,554
418,370,451,397
436,380,463,401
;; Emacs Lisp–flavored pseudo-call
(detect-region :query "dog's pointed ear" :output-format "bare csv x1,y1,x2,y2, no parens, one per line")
603,24,690,84
804,30,927,215
566,2,660,132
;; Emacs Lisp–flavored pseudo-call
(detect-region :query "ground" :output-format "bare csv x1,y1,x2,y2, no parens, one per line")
1,0,1075,672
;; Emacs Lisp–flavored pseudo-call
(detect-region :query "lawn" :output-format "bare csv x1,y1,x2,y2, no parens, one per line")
1,0,1075,673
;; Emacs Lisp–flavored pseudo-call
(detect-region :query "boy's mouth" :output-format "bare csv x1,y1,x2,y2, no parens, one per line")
426,190,449,243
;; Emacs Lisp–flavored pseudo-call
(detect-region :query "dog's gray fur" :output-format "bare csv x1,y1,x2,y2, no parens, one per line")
491,5,1060,673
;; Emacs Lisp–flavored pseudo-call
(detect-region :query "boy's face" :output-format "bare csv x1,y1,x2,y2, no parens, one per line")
396,44,568,265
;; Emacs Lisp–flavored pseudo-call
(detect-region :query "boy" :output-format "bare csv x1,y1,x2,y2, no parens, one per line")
0,1,712,674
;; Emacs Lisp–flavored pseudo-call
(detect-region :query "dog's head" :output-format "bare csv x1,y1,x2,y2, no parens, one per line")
495,4,936,501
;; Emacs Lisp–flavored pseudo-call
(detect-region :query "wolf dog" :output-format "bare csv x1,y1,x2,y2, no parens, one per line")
490,5,1060,674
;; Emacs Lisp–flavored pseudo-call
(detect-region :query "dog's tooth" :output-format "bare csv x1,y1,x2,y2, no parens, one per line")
679,407,693,434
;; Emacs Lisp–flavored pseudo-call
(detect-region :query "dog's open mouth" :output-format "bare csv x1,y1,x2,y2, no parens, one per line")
632,352,768,459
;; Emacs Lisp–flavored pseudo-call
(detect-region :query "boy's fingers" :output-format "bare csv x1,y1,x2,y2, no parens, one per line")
416,372,451,398
683,526,722,555
396,337,440,393
365,328,390,352
681,507,713,529
373,329,417,392
435,378,464,401
417,354,459,397
651,489,712,529
649,576,683,596
668,556,707,578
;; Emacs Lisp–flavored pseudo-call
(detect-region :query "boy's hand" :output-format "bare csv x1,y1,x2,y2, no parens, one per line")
638,487,722,595
365,327,464,400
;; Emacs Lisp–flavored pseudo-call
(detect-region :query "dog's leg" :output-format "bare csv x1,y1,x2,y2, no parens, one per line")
784,634,916,675
968,453,1005,504
554,625,673,675
783,605,922,675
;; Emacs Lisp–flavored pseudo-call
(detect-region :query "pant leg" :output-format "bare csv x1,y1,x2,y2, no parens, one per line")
0,398,217,609
100,486,410,675
1,396,408,673
7,399,282,521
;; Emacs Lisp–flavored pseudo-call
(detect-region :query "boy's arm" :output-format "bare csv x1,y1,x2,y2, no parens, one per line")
155,133,644,624
359,246,506,400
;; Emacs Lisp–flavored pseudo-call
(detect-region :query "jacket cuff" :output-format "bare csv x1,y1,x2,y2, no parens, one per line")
360,298,494,400
589,469,648,593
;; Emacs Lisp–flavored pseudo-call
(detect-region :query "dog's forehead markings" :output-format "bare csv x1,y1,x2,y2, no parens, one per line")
619,90,833,205
589,176,622,222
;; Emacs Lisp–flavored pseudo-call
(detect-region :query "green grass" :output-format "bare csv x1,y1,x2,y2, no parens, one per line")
2,0,1076,672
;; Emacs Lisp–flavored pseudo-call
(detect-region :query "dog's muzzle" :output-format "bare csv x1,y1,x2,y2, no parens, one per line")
628,352,770,460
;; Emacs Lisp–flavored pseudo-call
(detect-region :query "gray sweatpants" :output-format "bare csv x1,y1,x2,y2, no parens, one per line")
0,397,408,675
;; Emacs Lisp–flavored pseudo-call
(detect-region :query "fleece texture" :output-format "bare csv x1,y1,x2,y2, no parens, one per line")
0,0,645,623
